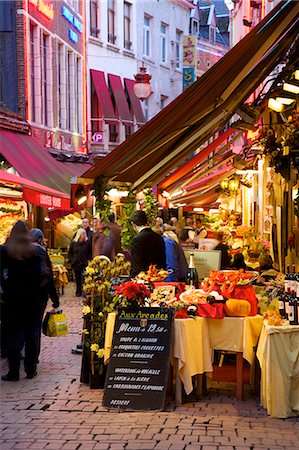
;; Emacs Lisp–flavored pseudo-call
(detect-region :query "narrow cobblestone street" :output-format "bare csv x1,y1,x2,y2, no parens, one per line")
1,282,298,450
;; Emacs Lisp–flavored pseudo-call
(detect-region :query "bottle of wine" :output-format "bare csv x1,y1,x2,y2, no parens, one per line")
289,293,298,326
186,252,199,288
284,292,290,321
206,295,226,304
284,265,291,293
278,290,286,319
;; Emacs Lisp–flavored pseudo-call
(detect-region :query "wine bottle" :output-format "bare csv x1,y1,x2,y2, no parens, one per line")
186,252,199,288
206,295,226,304
284,265,291,293
289,293,298,325
291,265,296,294
278,290,286,319
284,292,290,321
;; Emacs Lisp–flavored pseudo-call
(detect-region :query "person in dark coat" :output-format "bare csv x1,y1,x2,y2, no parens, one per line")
1,221,43,381
68,228,90,297
214,231,231,270
30,228,60,358
81,217,93,260
129,210,166,278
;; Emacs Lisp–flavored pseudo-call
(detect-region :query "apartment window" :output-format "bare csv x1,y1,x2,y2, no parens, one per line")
160,23,167,64
143,15,151,57
125,125,133,140
109,124,118,142
175,30,182,69
29,23,36,122
209,26,216,44
74,58,79,133
124,1,132,50
108,0,116,44
57,44,63,128
160,95,168,110
190,19,198,35
66,51,72,130
90,0,99,37
143,98,149,121
91,79,100,134
42,34,49,126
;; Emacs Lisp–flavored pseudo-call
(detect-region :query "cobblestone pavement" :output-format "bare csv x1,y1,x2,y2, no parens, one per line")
1,283,298,450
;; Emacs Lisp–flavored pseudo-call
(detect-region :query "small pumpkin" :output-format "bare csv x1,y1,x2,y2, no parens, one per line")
224,299,251,317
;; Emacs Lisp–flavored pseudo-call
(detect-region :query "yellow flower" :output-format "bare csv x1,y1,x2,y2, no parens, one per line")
82,329,89,335
86,267,95,275
98,312,104,318
82,305,91,315
90,343,99,352
97,348,105,358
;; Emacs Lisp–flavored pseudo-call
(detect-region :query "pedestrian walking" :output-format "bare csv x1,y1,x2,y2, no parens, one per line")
30,228,60,358
68,228,90,297
1,220,44,381
92,216,115,261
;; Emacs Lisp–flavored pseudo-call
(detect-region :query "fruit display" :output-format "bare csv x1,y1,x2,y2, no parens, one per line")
136,264,169,282
0,199,25,244
201,269,257,297
263,310,284,326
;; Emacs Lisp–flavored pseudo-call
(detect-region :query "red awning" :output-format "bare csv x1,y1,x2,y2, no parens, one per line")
91,70,118,124
124,78,146,125
160,128,239,190
108,74,134,126
0,129,90,194
0,170,71,209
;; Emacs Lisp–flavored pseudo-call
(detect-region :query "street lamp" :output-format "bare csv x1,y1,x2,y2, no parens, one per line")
133,66,152,101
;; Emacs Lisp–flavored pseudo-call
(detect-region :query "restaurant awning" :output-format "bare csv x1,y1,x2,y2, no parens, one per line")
0,129,90,194
0,170,71,209
124,78,146,125
82,1,299,191
91,70,118,124
108,74,134,126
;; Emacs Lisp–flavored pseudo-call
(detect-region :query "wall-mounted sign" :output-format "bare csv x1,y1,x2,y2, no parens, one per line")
92,132,103,143
29,0,54,20
183,35,197,67
183,67,195,91
62,5,82,44
23,189,70,210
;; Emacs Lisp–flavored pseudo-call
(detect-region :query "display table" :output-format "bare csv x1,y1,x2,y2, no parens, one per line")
256,321,299,418
104,313,263,403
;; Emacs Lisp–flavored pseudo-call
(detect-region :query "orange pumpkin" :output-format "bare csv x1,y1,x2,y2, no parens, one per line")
224,299,251,317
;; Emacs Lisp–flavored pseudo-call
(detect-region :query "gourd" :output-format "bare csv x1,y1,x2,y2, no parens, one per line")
224,299,251,317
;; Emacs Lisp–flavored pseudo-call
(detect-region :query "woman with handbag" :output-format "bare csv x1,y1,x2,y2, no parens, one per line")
1,221,43,381
68,228,90,297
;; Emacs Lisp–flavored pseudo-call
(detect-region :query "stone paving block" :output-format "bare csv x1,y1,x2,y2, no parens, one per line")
154,441,172,449
92,444,110,450
45,441,66,449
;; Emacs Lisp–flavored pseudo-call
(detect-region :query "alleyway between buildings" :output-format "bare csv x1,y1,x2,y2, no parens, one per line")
1,283,298,450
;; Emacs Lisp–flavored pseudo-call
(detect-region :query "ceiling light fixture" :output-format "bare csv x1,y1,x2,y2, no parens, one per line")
268,98,284,112
283,80,299,95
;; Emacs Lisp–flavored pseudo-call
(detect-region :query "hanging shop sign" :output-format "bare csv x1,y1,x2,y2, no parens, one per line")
29,0,54,20
183,67,196,91
103,307,174,410
92,132,103,143
183,35,197,67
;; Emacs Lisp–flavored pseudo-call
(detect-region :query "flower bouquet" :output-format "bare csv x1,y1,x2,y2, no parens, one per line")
112,280,151,309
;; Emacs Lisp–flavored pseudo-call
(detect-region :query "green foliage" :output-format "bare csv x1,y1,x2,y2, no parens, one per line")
143,188,158,228
121,191,136,249
92,177,112,221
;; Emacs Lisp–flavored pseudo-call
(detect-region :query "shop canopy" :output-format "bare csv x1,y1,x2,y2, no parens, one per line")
82,1,299,192
0,170,71,210
0,129,90,194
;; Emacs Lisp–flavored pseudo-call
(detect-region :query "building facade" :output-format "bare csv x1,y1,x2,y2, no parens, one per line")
85,0,193,156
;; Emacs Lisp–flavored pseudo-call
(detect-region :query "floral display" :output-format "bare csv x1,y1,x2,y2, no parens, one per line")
112,280,151,308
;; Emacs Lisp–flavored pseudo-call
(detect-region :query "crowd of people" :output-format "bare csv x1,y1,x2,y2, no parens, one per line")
1,211,277,381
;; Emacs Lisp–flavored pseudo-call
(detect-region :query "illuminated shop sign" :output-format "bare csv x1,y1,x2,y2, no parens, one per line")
62,5,82,44
29,0,54,20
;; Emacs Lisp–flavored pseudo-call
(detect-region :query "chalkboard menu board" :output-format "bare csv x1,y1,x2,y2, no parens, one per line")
103,307,174,410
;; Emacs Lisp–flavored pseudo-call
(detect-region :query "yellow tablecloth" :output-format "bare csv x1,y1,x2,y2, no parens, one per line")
172,317,213,395
104,313,263,396
207,315,263,364
256,321,299,418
